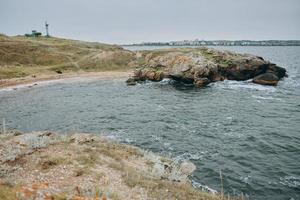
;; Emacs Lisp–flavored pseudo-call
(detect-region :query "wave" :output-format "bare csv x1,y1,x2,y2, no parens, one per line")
279,176,300,188
212,80,277,92
174,152,207,162
191,180,218,194
251,95,283,101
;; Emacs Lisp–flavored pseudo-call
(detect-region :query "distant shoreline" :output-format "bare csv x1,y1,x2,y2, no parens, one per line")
123,40,300,47
123,44,300,47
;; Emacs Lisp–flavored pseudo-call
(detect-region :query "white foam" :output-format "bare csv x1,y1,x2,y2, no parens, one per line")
213,80,277,92
240,175,252,184
279,176,300,188
174,152,207,162
191,180,218,194
151,135,163,142
252,95,283,101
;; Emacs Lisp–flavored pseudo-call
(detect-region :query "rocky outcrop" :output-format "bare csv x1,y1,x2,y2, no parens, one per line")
127,47,286,87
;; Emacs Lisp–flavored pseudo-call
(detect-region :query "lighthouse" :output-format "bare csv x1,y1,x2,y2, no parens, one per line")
45,21,50,37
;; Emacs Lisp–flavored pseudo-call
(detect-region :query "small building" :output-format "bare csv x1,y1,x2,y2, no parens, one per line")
25,30,42,37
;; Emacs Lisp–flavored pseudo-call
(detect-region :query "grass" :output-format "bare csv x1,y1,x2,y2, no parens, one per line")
76,153,98,168
197,48,237,68
0,34,136,79
0,184,17,200
0,67,29,79
39,155,66,170
122,166,229,200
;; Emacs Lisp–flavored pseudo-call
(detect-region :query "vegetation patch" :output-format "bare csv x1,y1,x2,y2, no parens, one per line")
40,156,65,170
0,184,17,200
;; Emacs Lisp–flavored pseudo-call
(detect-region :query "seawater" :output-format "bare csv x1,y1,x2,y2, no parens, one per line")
1,46,300,200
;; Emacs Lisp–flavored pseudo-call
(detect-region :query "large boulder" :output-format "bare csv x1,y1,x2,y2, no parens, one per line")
126,47,286,87
253,73,279,86
180,161,197,175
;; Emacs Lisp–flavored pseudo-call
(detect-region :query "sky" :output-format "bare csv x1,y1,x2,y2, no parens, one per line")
0,0,299,44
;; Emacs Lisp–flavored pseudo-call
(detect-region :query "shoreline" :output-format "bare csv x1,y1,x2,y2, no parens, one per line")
0,130,227,200
0,71,131,90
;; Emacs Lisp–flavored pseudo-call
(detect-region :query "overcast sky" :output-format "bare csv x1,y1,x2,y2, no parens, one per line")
0,0,299,44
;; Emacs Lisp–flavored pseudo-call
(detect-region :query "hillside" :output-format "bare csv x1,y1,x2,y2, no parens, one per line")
0,34,136,79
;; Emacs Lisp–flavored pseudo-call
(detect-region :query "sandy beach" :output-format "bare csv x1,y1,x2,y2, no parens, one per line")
0,71,131,89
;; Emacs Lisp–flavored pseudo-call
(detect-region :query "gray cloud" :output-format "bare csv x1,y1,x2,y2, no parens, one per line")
0,0,299,44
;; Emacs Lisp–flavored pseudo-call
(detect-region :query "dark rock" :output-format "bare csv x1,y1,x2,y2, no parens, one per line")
194,78,210,87
55,69,63,74
126,77,137,86
253,73,279,86
266,64,286,79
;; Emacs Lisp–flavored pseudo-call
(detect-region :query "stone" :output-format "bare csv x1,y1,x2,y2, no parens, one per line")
194,78,210,87
253,73,279,86
266,64,286,79
55,69,62,74
126,77,136,86
180,161,196,175
69,133,97,144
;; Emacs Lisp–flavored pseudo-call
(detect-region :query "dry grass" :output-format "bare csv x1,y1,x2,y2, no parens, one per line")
122,166,229,200
39,155,66,170
0,34,136,79
0,184,17,200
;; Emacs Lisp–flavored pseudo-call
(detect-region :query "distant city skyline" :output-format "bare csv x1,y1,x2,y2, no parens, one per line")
128,39,300,46
0,0,299,44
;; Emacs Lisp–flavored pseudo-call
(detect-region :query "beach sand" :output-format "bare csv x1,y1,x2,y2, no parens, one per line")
0,71,131,89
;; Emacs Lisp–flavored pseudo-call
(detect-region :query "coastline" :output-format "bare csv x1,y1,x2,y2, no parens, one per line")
0,130,227,200
0,71,131,90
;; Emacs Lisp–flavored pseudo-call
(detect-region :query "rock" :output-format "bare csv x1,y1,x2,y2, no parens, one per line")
194,78,210,87
127,48,286,87
180,161,196,175
69,133,98,144
146,71,164,81
266,64,286,79
55,69,62,74
253,73,279,86
126,77,136,86
37,131,54,137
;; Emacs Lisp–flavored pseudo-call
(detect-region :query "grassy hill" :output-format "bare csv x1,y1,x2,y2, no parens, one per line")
0,34,136,79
